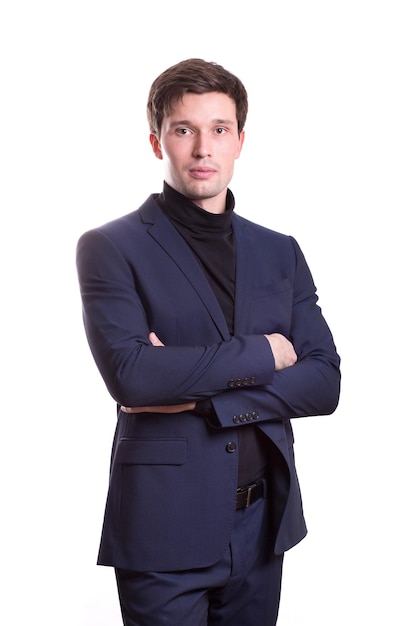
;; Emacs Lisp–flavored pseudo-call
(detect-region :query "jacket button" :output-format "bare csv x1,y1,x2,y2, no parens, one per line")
226,441,237,453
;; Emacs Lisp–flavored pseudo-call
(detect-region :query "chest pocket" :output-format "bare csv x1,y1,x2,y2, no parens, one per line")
249,278,293,335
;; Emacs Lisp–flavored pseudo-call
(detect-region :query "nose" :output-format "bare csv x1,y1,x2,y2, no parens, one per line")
192,133,212,158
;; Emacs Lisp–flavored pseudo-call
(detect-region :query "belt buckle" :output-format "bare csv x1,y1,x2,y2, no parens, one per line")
243,481,257,508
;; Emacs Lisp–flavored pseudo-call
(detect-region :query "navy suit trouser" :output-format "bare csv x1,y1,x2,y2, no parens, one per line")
115,485,284,626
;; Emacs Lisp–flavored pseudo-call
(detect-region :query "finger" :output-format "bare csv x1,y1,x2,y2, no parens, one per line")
121,406,148,413
149,331,164,347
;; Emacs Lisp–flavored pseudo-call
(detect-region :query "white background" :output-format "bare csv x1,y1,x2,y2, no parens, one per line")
1,1,416,624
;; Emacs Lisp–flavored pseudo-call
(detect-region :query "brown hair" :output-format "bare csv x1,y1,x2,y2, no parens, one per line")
147,58,248,137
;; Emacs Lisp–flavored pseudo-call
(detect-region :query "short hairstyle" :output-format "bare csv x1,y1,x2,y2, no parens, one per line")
147,58,248,137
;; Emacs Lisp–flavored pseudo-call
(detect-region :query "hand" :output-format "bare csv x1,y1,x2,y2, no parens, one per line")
121,332,197,414
264,333,297,371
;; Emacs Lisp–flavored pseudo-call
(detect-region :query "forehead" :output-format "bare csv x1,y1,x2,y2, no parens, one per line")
165,91,238,124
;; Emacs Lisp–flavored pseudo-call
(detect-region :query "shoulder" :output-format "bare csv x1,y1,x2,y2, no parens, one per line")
232,214,310,276
77,195,163,246
87,195,160,233
232,213,297,249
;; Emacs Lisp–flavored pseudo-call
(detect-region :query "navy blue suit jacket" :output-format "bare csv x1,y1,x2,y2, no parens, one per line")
76,194,341,572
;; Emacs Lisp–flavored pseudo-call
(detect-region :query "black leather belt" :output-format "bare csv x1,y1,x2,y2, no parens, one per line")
236,479,265,510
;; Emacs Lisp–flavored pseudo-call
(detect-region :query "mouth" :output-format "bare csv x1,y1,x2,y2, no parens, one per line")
189,167,217,180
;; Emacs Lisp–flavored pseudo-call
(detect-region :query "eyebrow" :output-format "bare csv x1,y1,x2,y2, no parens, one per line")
168,118,236,127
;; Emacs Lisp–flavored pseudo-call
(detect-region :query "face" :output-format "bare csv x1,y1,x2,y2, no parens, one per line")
150,92,245,214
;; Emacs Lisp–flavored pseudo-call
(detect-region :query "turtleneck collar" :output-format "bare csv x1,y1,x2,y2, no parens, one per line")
156,182,235,234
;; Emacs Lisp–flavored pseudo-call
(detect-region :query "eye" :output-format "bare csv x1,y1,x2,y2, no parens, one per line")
176,128,191,135
215,127,227,135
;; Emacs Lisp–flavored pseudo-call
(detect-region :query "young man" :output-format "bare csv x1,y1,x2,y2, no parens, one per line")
76,58,341,625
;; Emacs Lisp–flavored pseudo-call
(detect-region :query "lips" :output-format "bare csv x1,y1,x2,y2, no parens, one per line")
189,167,216,179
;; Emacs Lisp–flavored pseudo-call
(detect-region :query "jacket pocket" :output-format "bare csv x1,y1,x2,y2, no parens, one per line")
249,278,293,335
252,277,292,298
115,437,187,465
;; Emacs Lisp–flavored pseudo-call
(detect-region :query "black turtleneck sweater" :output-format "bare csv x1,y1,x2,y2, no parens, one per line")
156,182,268,487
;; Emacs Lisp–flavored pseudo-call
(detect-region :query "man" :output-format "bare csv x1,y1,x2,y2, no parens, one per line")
76,58,341,625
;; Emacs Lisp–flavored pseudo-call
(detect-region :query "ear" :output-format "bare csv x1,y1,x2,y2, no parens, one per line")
235,130,245,159
149,133,163,160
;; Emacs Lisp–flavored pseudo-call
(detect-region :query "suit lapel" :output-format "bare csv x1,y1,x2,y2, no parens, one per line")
142,200,230,340
233,216,254,335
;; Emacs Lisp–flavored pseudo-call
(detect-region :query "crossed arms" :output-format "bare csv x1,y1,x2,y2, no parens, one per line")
122,331,298,414
77,225,340,426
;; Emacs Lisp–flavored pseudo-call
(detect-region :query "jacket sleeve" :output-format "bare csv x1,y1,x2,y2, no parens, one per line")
208,236,341,427
76,228,275,407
